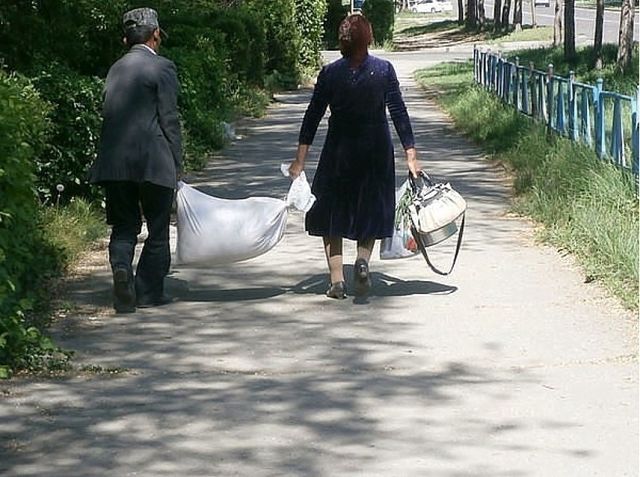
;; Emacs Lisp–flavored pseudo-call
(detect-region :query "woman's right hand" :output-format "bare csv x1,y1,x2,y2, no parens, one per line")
405,147,420,177
288,158,304,179
289,144,310,179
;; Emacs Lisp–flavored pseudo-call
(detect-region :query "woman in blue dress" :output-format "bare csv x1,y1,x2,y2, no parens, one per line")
288,13,420,299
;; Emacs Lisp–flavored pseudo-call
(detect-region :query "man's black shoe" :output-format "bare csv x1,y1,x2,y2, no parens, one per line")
113,267,136,314
137,294,175,308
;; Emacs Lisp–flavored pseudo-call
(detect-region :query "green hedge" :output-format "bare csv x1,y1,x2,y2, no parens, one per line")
324,0,351,49
31,63,103,201
0,71,65,378
296,0,329,73
246,0,302,88
363,0,395,46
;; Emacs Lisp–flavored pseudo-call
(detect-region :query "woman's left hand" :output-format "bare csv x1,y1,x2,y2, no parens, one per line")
405,147,420,177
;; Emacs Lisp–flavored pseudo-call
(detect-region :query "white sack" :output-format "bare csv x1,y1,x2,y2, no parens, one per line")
176,181,287,266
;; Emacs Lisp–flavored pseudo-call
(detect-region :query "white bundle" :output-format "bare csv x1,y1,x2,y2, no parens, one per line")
176,182,288,266
175,171,315,267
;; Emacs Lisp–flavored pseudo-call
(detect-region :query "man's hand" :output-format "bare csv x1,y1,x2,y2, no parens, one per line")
406,147,420,177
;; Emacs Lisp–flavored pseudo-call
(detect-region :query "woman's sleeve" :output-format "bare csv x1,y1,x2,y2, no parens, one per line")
385,62,415,150
298,66,330,145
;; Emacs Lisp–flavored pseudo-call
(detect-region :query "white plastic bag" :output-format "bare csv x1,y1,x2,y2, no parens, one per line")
176,182,288,266
380,180,420,260
280,164,316,212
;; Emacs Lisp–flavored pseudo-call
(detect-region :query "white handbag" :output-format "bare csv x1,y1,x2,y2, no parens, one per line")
407,172,466,275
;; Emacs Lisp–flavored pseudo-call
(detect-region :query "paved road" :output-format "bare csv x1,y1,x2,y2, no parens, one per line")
0,49,637,477
485,2,640,44
446,2,640,44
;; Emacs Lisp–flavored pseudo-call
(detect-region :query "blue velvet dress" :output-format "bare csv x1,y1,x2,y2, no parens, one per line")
299,54,415,240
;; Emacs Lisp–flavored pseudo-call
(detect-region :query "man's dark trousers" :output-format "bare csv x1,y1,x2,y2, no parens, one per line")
105,181,174,304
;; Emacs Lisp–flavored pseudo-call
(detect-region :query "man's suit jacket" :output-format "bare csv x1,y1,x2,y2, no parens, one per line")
89,44,182,189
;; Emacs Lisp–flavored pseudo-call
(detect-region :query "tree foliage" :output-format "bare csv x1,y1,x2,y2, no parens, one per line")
0,71,67,378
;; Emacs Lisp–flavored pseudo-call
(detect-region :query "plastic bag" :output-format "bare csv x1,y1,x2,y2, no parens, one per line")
380,179,420,260
280,164,316,212
176,181,288,266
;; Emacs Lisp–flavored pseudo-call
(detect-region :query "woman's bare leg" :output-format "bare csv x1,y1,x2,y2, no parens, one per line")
356,238,375,262
323,236,344,284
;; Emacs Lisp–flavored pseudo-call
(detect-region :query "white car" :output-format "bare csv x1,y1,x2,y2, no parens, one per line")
410,0,443,13
436,0,454,12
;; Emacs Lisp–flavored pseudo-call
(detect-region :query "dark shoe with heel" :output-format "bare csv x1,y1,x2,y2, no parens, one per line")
326,281,347,299
113,267,136,314
353,258,371,296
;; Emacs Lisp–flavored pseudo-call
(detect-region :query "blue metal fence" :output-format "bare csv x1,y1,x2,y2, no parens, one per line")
473,46,640,174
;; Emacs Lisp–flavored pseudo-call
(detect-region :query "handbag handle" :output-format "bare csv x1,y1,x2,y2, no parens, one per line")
411,213,465,276
407,170,435,193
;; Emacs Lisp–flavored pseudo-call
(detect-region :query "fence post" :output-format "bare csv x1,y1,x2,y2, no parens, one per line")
569,71,578,141
504,60,512,103
547,64,554,130
492,51,496,91
633,85,639,174
610,97,624,166
595,78,605,159
529,61,536,117
581,88,592,146
514,57,520,111
497,52,503,96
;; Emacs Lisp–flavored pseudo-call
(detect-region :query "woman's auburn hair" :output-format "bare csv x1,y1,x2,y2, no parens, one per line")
338,13,373,53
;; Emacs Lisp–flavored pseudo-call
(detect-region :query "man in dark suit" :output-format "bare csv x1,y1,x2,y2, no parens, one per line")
89,7,182,313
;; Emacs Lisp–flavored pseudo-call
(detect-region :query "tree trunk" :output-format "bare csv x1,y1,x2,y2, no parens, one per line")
458,0,465,24
564,0,576,60
530,0,537,27
553,0,562,47
467,0,478,28
501,0,512,30
594,0,604,68
513,0,523,31
493,0,503,31
616,0,636,71
478,0,486,28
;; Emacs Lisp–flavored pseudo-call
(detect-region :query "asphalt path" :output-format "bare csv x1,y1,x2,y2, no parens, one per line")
0,49,637,477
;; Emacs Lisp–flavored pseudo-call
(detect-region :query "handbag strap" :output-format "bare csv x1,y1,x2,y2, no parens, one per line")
412,213,465,276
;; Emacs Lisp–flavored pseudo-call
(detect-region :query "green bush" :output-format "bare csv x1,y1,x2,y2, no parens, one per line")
0,0,129,77
296,0,328,74
246,0,302,88
0,70,67,378
210,8,266,85
362,0,395,46
30,63,103,201
324,0,350,49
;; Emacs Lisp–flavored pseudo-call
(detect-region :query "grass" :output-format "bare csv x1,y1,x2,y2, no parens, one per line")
392,12,553,50
415,60,639,309
499,44,640,95
41,198,108,268
487,25,553,44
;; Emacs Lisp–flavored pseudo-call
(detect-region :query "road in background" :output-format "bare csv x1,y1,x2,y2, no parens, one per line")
449,2,639,44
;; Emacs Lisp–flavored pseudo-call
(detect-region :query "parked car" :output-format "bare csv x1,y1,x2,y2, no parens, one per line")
410,0,443,13
354,0,366,10
436,0,454,12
